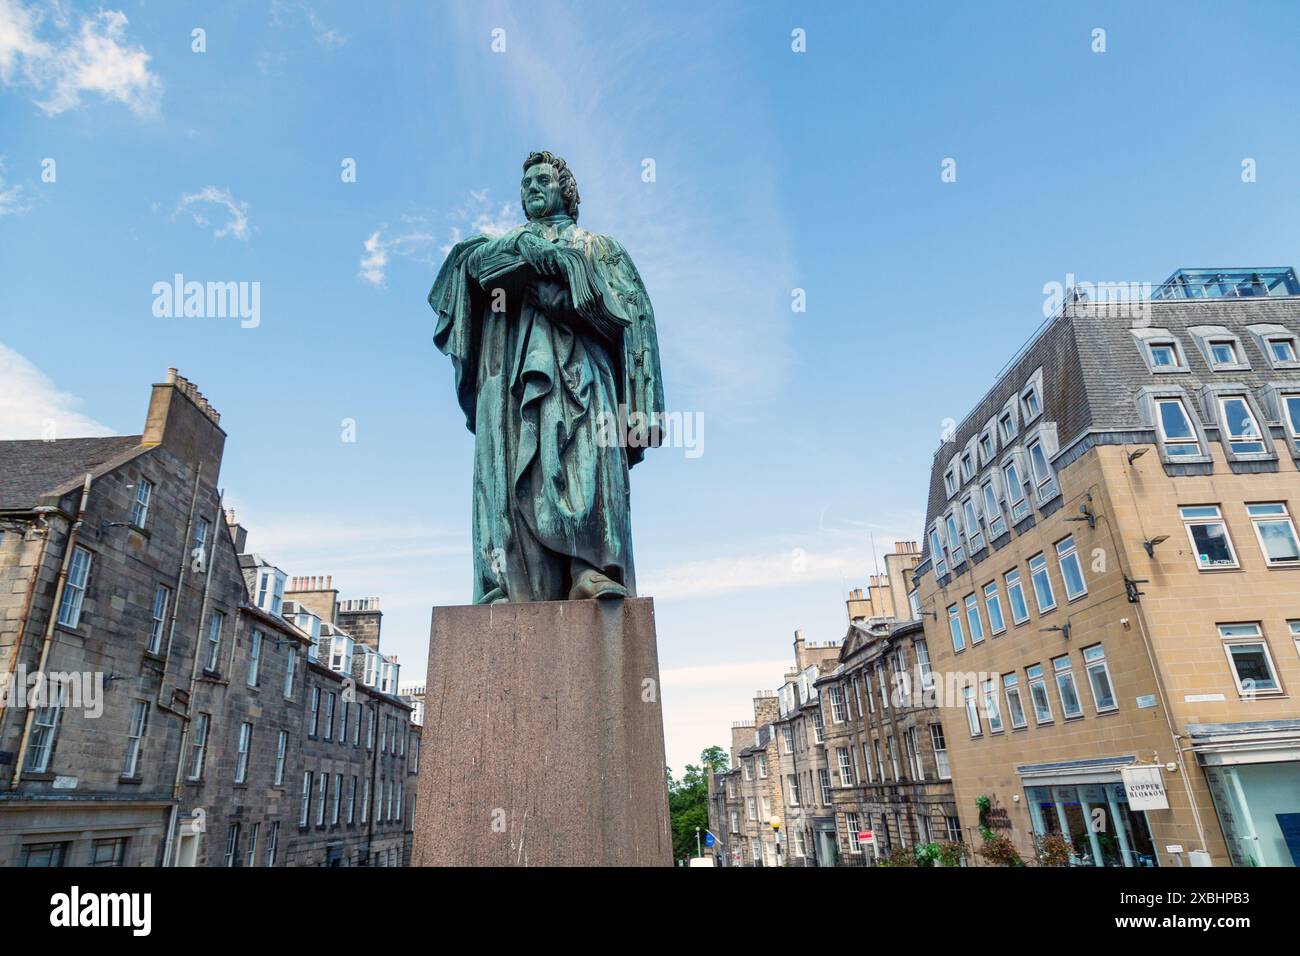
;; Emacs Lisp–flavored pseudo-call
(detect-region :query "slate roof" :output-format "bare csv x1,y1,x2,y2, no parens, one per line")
0,435,142,511
920,291,1300,565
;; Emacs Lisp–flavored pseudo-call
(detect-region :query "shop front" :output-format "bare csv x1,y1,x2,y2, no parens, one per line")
1191,720,1300,867
1018,755,1160,867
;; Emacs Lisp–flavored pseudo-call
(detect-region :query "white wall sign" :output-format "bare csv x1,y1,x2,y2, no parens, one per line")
1121,766,1168,811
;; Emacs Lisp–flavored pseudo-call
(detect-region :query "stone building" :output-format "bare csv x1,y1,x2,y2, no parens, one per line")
0,370,419,867
813,541,960,863
279,577,417,867
725,693,784,866
913,267,1300,867
769,630,842,866
706,630,844,866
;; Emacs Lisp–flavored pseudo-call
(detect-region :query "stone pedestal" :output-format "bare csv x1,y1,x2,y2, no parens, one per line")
412,597,672,866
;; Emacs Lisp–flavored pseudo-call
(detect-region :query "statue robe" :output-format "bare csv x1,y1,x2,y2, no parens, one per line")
428,214,664,603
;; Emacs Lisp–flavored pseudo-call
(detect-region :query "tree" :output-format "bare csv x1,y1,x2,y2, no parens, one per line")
667,746,726,862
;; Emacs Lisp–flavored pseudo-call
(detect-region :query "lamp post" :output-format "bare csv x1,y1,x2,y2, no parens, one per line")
770,817,782,866
695,826,702,858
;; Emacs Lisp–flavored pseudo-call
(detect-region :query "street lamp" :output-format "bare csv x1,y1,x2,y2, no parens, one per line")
695,826,702,858
770,817,782,864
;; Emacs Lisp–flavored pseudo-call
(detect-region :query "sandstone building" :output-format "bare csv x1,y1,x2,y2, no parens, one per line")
913,267,1300,867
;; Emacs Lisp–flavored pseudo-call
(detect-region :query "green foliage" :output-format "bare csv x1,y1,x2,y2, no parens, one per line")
667,746,727,862
913,842,942,867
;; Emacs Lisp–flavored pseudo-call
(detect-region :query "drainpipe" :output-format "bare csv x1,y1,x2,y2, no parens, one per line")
161,489,223,867
9,474,92,789
0,507,57,743
155,463,203,712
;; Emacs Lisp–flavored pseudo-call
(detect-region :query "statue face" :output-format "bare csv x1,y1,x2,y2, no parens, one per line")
521,163,564,219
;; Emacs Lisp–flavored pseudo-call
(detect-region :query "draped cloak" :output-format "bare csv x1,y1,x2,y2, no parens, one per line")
427,215,665,603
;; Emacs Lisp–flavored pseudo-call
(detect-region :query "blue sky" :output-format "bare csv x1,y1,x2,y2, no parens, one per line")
3,0,1300,776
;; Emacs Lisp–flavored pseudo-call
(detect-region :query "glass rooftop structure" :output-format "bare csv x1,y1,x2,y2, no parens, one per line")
1153,267,1300,300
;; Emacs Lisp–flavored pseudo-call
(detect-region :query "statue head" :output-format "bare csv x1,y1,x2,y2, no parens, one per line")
521,150,580,222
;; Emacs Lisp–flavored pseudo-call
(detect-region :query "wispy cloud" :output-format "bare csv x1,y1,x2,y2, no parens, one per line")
439,190,518,255
360,191,516,289
0,157,29,215
445,2,797,412
358,227,434,287
304,6,348,50
271,0,349,50
176,186,251,241
0,343,115,440
0,2,162,116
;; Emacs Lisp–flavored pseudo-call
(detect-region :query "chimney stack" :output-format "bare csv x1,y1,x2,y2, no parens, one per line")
225,509,247,554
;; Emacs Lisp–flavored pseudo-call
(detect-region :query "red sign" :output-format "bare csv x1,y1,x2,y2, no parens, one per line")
857,830,873,844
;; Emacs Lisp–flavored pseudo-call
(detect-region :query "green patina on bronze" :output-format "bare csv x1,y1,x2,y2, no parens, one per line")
427,151,665,604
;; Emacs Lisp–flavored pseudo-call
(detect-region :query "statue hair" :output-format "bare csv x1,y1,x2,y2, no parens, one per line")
522,150,581,222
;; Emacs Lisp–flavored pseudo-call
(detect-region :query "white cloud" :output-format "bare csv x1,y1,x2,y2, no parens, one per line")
438,190,518,255
360,192,517,289
357,227,434,288
0,342,115,440
0,2,162,116
176,186,251,241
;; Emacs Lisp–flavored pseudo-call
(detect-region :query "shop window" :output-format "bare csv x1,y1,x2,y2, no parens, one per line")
1025,783,1158,867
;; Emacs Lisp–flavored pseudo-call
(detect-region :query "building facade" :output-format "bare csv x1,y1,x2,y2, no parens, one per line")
0,370,420,867
913,268,1300,867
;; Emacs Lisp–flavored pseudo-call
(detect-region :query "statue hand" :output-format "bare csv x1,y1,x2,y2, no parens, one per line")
519,233,563,277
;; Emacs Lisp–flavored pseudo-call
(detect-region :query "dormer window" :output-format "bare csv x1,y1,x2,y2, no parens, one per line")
943,466,958,498
1268,336,1298,364
998,411,1016,443
1148,342,1179,369
961,495,984,553
1284,393,1300,439
1021,384,1042,421
1155,398,1202,457
1002,458,1029,522
1026,438,1052,489
960,452,974,483
1208,340,1239,368
978,430,994,463
981,478,1007,539
944,512,965,566
1218,395,1266,454
929,527,948,578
